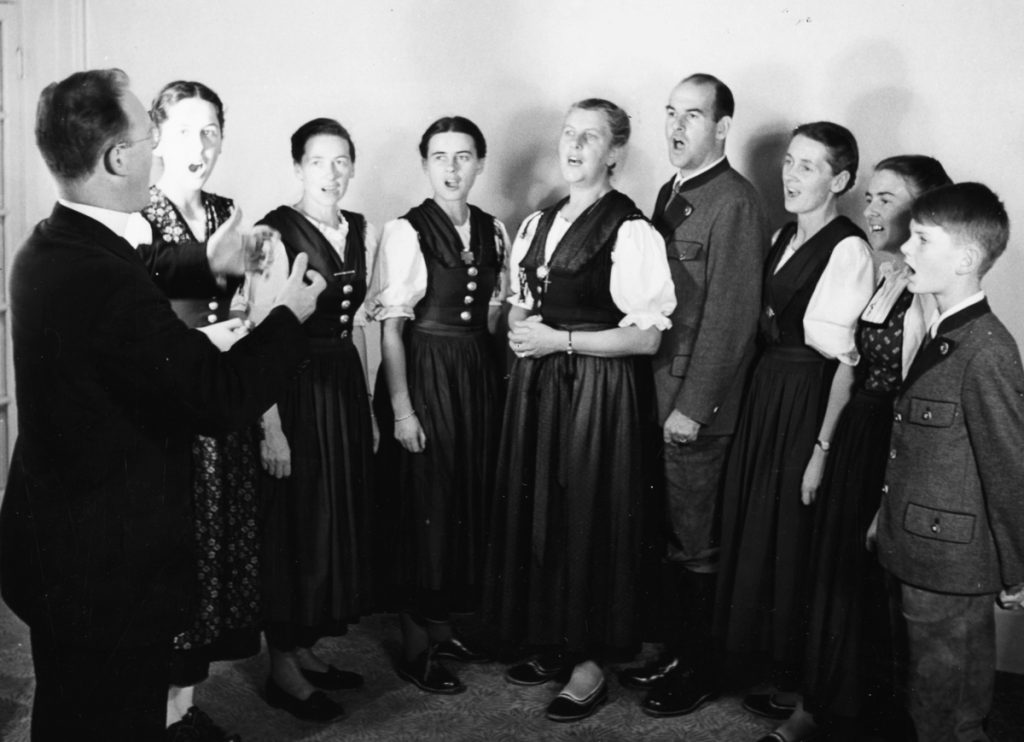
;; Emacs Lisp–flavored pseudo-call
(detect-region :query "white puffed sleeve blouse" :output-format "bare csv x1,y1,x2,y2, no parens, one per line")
508,210,676,331
365,215,511,321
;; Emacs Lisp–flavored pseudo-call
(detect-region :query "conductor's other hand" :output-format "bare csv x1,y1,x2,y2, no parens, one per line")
273,253,326,323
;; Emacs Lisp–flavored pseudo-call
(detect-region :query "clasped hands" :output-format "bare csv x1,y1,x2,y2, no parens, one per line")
508,315,563,358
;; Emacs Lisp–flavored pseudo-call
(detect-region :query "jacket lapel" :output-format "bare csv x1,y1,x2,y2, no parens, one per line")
901,299,991,392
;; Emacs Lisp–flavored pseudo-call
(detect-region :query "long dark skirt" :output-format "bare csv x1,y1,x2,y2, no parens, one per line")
374,325,502,615
485,352,645,658
262,339,374,647
171,427,262,686
715,345,836,670
803,389,898,718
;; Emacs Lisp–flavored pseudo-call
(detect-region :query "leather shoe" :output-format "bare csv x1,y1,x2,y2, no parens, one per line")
166,720,203,742
396,650,466,694
181,706,241,742
640,666,717,717
545,679,608,722
265,678,345,722
743,692,796,720
504,656,568,686
300,665,364,690
433,635,490,664
618,655,680,690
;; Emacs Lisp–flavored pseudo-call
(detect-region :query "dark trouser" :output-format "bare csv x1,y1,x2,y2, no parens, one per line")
662,435,730,669
898,583,995,742
30,628,171,742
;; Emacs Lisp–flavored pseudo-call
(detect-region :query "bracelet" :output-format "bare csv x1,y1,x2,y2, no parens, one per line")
394,411,417,423
566,330,574,355
815,438,831,453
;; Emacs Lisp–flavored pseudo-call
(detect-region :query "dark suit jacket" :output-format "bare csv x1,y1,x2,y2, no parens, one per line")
651,159,769,434
0,203,308,649
877,300,1024,594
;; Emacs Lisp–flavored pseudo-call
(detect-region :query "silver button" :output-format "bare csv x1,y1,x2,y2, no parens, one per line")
464,296,474,305
342,284,354,295
922,410,933,421
339,330,350,339
889,448,897,460
206,314,217,323
339,315,350,325
467,266,479,277
341,300,352,310
894,412,902,422
459,310,472,322
208,300,218,310
881,484,889,494
931,520,941,534
467,281,478,292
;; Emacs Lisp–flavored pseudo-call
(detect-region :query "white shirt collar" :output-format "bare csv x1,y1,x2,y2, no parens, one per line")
930,291,985,336
58,198,151,248
673,155,726,189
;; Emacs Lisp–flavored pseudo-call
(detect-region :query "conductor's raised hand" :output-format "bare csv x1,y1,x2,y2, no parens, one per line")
273,252,326,323
206,208,280,275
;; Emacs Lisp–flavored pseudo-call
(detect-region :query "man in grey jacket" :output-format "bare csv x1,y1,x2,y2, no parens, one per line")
620,73,769,717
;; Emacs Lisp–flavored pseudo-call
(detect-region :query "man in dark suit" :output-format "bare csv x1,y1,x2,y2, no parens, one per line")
0,69,325,741
876,183,1024,741
620,73,769,717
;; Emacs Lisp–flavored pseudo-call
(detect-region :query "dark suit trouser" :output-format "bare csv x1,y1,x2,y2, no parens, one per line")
30,628,171,742
899,584,995,742
661,435,730,669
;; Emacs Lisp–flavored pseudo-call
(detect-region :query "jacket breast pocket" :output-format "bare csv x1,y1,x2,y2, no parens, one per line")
668,239,704,261
903,502,975,544
907,397,958,427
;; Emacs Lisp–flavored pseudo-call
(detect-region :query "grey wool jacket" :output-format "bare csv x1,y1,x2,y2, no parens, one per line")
878,299,1024,594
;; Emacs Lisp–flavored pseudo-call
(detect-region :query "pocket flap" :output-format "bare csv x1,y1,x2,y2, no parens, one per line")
904,502,975,544
908,397,958,427
669,240,703,261
671,354,692,378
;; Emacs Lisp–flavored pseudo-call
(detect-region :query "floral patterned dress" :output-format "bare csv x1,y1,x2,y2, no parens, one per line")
142,187,262,685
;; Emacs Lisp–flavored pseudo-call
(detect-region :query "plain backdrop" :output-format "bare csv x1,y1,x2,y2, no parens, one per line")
14,0,1024,670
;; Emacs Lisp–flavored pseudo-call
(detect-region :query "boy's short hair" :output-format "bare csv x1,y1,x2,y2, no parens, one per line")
911,182,1010,276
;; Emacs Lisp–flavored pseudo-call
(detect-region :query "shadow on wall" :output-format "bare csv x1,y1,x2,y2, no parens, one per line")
494,104,567,232
745,126,792,229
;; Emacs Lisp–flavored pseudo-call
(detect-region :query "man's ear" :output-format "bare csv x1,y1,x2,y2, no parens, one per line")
103,143,126,176
715,115,732,142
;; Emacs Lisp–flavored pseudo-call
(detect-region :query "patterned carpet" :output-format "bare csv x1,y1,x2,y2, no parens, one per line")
2,600,1023,741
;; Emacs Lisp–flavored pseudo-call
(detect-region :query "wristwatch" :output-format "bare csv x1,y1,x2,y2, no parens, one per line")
815,439,831,453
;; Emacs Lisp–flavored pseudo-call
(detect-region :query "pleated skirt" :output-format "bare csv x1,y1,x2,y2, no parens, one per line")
374,326,502,613
485,352,645,657
261,338,375,640
715,345,836,667
803,389,897,717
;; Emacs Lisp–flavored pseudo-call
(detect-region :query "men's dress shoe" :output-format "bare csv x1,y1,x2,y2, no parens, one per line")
504,656,568,686
545,679,609,722
396,650,466,694
166,720,203,742
300,665,365,690
618,655,681,690
640,666,717,717
265,678,345,722
182,706,242,742
743,693,796,720
433,636,490,663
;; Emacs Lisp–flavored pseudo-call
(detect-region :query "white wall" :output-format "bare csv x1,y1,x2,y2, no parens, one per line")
18,0,1024,669
20,0,1024,350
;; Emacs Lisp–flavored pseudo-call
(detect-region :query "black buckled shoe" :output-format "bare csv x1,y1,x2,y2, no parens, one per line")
640,666,717,717
396,649,466,694
181,706,242,742
433,636,490,664
618,655,681,690
742,692,796,720
504,655,568,686
265,678,345,722
300,665,364,690
545,679,609,722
